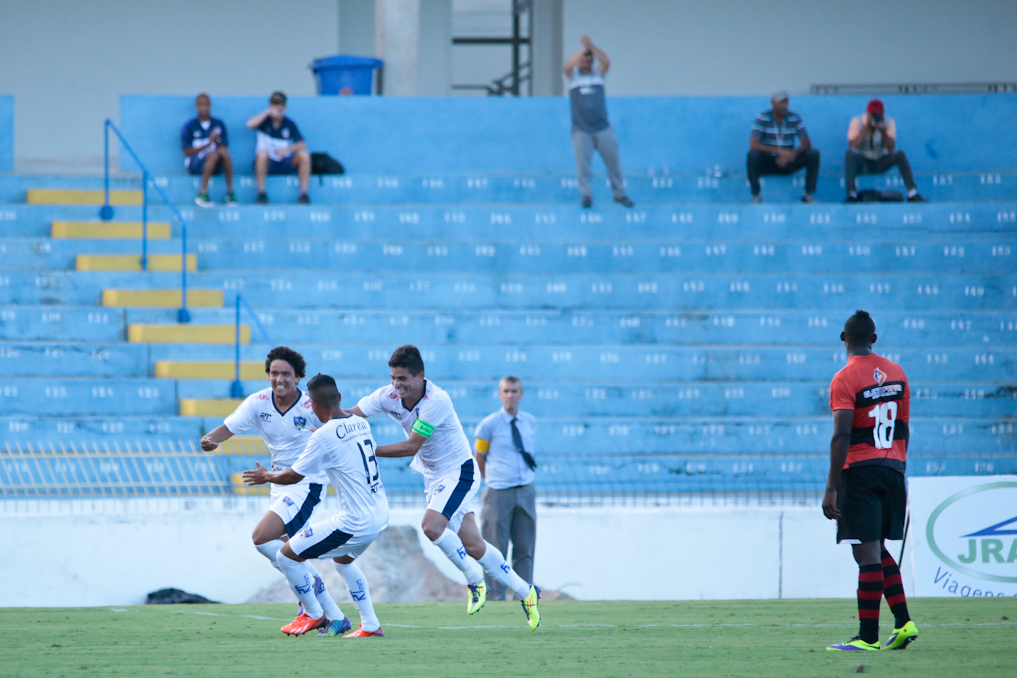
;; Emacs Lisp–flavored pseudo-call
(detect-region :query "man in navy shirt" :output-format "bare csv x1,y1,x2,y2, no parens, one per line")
181,93,236,207
246,91,311,204
563,36,634,209
747,91,820,204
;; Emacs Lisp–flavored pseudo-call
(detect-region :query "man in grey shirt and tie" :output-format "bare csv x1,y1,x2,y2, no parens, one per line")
563,35,634,209
473,376,537,600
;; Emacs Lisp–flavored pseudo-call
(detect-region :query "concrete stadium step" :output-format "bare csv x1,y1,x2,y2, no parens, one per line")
25,188,143,206
0,307,126,341
137,344,1015,382
0,415,202,442
0,240,185,271
3,173,1015,206
51,221,172,239
76,253,197,272
155,361,263,380
3,271,1010,309
101,289,223,308
120,308,1015,349
173,379,1016,419
0,342,148,377
0,412,1009,455
127,324,249,344
0,378,174,416
2,203,1016,240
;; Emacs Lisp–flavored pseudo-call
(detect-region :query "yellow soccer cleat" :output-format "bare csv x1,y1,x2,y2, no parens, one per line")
467,581,487,615
826,637,881,652
882,621,918,650
520,585,541,631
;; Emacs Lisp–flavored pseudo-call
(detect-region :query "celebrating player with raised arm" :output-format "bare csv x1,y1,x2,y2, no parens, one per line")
823,311,918,652
347,345,541,631
244,374,389,638
199,347,346,631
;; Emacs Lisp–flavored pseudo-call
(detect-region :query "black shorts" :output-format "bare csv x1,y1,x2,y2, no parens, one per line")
836,465,907,544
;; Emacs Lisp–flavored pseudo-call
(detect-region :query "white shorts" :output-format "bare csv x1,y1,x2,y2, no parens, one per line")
268,481,325,538
424,459,481,534
289,516,382,561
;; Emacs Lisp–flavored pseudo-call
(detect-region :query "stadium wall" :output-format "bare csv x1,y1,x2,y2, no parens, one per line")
120,93,1017,175
1,505,863,607
0,96,12,171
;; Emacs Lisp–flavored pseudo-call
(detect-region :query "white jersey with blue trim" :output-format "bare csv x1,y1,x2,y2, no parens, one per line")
291,414,389,536
223,387,327,483
357,380,473,481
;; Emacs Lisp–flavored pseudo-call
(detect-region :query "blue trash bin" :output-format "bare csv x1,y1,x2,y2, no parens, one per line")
310,55,383,96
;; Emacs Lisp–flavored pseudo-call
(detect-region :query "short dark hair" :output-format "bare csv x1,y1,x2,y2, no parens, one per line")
389,344,425,375
582,50,593,58
270,90,287,105
500,375,522,388
265,346,306,379
844,310,876,344
196,92,210,103
307,374,340,407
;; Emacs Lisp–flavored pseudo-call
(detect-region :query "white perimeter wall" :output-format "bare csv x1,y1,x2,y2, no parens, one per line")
562,0,1017,97
0,502,876,607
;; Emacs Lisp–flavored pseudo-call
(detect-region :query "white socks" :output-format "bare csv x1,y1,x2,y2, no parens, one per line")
276,552,323,619
432,529,484,585
255,540,284,570
478,541,531,600
334,561,380,632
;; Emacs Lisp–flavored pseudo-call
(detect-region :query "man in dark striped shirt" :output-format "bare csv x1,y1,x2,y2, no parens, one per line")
747,91,820,203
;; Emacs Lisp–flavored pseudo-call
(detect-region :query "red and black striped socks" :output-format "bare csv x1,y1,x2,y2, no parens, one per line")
881,549,911,628
857,563,883,644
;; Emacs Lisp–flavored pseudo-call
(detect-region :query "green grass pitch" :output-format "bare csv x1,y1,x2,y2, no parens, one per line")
2,599,1012,677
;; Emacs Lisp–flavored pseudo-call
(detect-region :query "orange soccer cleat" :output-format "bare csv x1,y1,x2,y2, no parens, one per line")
342,624,385,638
281,613,328,636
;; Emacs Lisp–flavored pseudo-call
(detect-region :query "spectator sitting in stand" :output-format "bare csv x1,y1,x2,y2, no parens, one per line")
747,91,820,204
181,93,235,207
245,91,311,204
845,99,926,203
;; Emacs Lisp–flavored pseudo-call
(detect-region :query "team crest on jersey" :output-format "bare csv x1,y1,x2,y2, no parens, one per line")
282,496,295,507
873,367,887,386
293,416,307,430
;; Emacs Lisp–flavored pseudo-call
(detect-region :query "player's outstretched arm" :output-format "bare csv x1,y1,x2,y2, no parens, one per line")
347,405,366,418
822,410,854,520
243,462,304,486
200,424,234,452
375,432,426,458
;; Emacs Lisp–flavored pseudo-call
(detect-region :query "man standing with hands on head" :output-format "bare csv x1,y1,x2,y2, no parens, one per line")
473,376,538,601
563,35,634,209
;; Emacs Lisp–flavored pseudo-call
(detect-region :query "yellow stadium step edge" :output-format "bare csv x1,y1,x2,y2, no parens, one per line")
27,188,143,206
155,361,265,380
102,289,223,308
214,436,266,456
51,221,171,239
231,472,270,495
128,324,250,344
76,254,197,272
179,398,243,417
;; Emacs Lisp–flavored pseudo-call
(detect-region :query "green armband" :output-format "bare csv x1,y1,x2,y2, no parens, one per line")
412,418,435,438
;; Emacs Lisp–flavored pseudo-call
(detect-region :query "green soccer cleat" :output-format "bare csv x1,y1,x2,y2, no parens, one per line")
467,581,487,615
826,637,881,652
882,621,918,650
520,585,541,631
225,190,238,205
194,191,213,207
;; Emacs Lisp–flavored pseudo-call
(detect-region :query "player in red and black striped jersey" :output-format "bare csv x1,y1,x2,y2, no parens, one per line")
823,310,918,652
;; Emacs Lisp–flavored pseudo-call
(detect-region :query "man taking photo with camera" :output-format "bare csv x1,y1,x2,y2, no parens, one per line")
844,99,926,203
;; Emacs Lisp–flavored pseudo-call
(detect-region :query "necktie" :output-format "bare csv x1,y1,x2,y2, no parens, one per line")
510,417,537,470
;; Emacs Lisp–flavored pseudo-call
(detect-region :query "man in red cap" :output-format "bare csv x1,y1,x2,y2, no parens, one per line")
845,100,926,202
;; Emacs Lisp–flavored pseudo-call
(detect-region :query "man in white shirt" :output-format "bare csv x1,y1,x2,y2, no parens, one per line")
473,376,537,601
348,345,542,631
244,374,389,638
199,347,346,632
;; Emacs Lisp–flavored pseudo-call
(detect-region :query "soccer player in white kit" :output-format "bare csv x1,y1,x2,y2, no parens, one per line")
348,345,541,631
200,347,346,630
244,374,389,638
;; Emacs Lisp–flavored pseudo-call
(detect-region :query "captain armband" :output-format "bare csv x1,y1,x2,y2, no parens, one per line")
474,438,490,454
412,418,435,438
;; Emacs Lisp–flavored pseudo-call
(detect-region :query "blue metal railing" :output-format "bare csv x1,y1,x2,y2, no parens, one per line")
101,119,191,323
231,294,276,398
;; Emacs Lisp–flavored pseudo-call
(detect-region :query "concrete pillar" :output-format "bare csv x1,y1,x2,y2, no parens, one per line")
374,0,451,96
338,0,376,56
530,0,563,96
